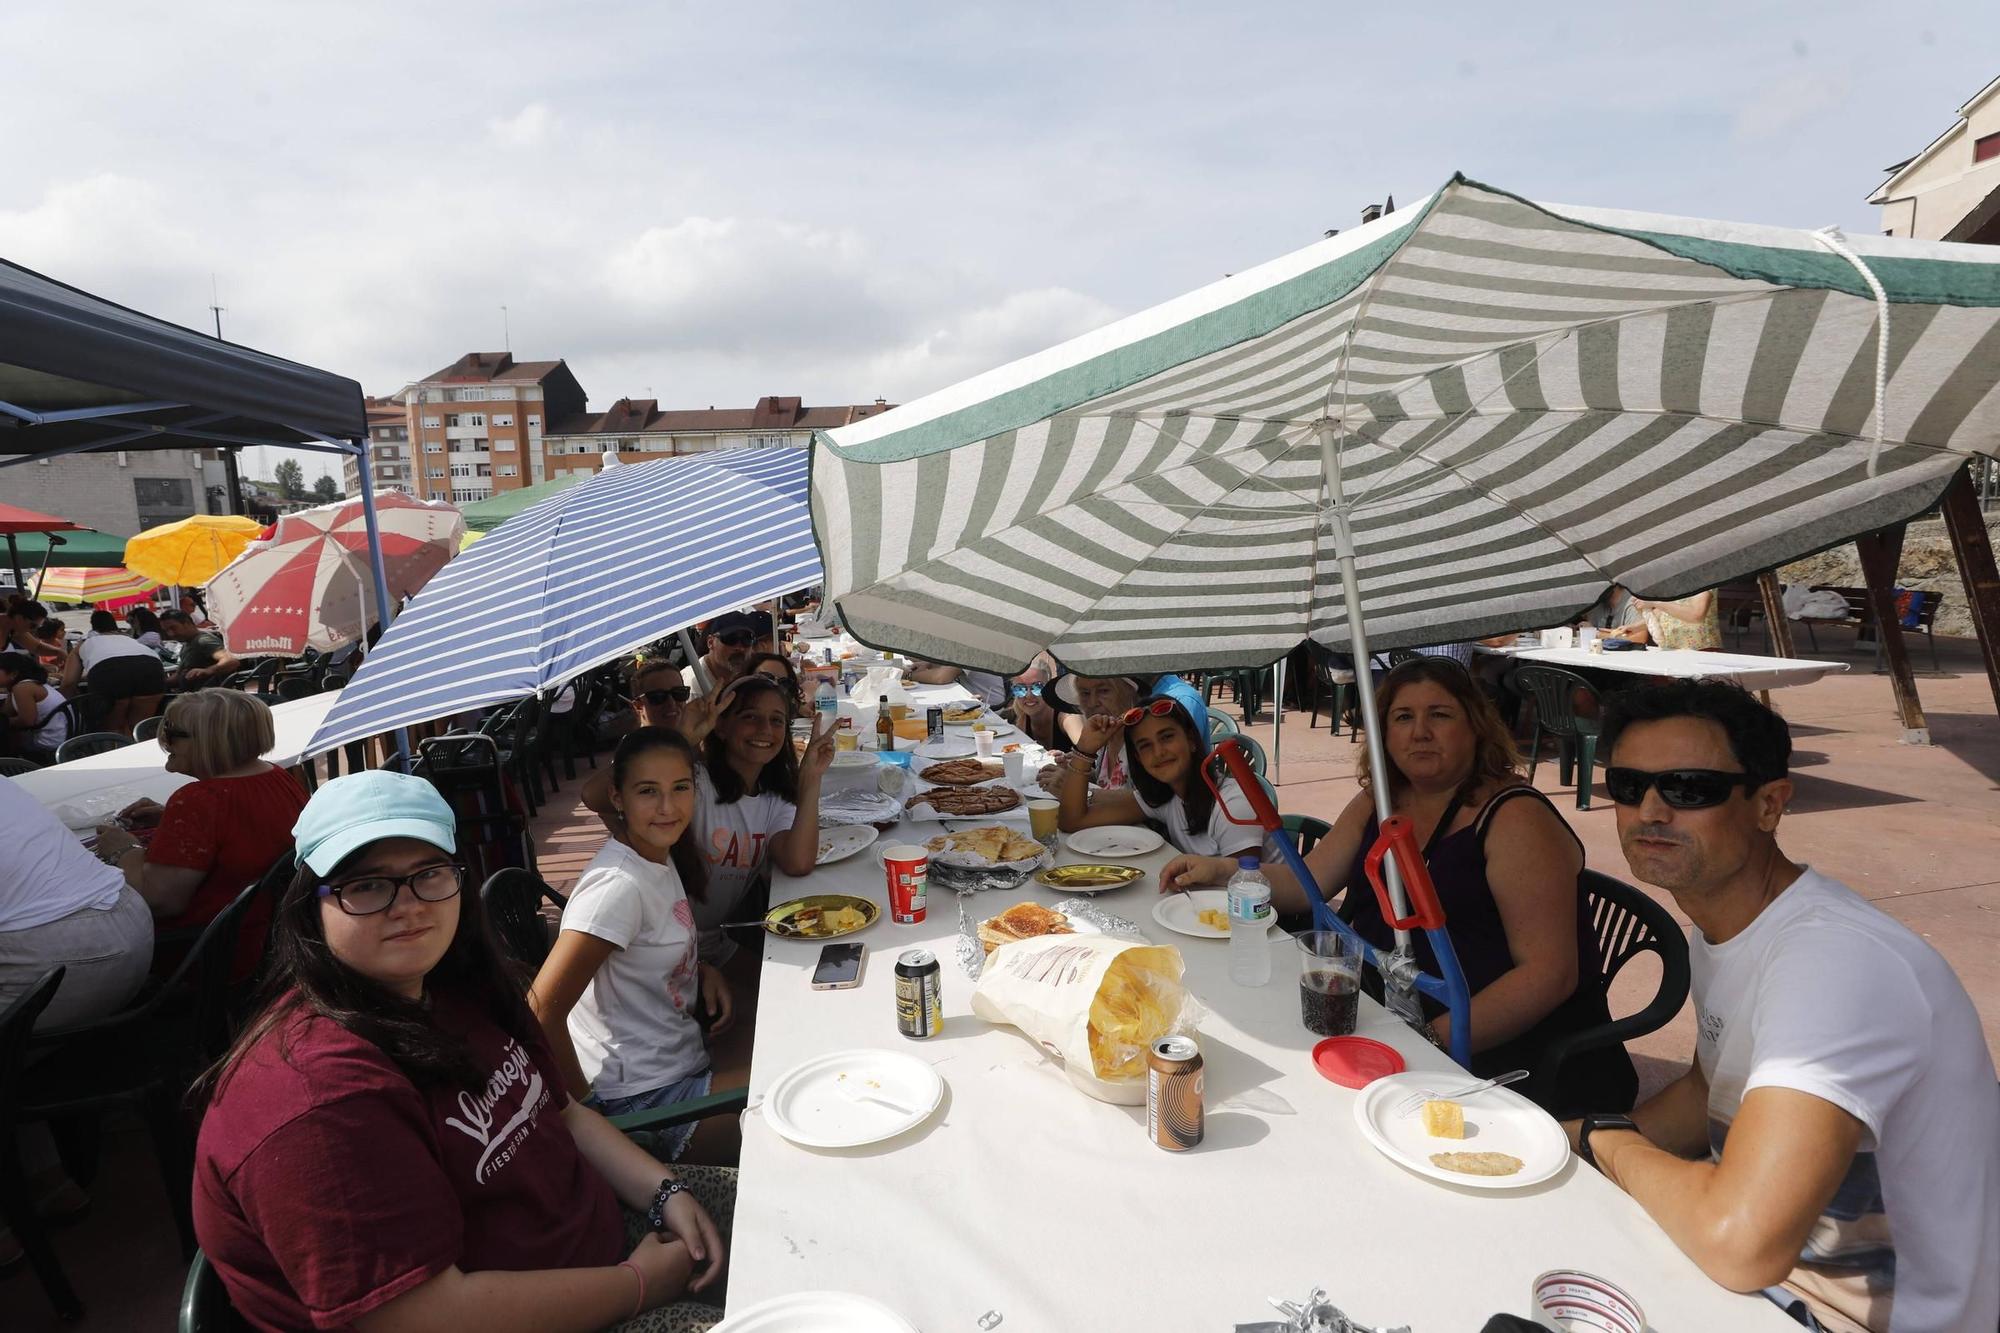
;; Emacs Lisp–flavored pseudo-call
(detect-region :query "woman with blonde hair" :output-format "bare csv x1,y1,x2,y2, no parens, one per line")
91,688,307,974
1265,657,1635,1115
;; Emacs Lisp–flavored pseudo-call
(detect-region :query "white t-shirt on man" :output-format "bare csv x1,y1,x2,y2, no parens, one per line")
689,765,797,964
1130,776,1281,864
559,839,707,1100
1691,867,1999,1333
0,777,129,932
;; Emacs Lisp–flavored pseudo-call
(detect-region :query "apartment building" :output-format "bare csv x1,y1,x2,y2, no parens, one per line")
540,395,894,479
1870,73,2000,243
340,395,415,497
403,352,588,502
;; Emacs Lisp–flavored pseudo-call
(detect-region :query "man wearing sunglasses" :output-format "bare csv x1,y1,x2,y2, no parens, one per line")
696,611,764,696
1570,681,1996,1333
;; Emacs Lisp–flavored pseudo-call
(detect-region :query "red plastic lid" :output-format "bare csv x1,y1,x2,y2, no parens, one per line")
1311,1036,1405,1088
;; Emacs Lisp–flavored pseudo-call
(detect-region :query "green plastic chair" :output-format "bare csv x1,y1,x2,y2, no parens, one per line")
1281,813,1332,856
1211,731,1267,779
1512,665,1604,810
1205,711,1239,743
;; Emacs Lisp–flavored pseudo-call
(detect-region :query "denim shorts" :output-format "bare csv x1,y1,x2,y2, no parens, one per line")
588,1068,715,1161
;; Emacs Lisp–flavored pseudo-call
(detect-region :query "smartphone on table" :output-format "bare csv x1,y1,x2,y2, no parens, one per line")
811,942,867,990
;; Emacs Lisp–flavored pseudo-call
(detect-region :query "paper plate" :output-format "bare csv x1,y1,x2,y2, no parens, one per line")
1352,1070,1569,1190
711,1291,919,1333
1063,825,1165,859
1034,863,1145,893
1152,888,1276,939
816,825,880,866
763,1048,945,1149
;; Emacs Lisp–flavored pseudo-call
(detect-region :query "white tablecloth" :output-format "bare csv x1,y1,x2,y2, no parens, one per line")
15,690,342,826
1477,645,1848,692
727,826,1793,1330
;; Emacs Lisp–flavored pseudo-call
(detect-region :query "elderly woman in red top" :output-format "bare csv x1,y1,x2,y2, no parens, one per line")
192,771,726,1331
90,689,306,973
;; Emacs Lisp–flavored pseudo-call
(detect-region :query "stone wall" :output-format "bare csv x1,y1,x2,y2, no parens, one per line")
1777,510,1999,639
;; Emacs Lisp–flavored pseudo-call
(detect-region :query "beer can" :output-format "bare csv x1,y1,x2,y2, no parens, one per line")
894,949,943,1039
926,706,944,741
1147,1036,1204,1151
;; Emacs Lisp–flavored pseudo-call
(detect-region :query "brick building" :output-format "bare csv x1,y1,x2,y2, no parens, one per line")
402,352,588,502
340,396,415,497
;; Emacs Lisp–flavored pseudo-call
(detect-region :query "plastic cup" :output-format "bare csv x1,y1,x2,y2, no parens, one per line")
975,731,995,758
1002,751,1027,784
1027,799,1059,842
1297,931,1362,1037
835,730,859,752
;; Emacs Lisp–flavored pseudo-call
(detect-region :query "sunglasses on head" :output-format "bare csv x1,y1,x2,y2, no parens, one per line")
636,687,691,707
714,630,757,648
1605,767,1763,809
1010,682,1044,699
1119,697,1178,727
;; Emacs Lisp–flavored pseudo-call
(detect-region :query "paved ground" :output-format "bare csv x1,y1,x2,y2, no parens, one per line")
15,622,1996,1330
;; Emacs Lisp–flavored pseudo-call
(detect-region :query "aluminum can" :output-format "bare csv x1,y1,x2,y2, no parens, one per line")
1147,1036,1204,1151
926,706,944,741
894,948,943,1039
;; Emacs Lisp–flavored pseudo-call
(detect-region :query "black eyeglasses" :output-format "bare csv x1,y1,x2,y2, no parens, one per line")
317,863,465,916
1604,768,1763,809
636,687,692,707
1010,683,1045,699
714,630,757,648
158,727,190,746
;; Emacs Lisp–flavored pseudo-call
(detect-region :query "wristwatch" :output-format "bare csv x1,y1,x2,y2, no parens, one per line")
1578,1113,1639,1170
646,1177,689,1234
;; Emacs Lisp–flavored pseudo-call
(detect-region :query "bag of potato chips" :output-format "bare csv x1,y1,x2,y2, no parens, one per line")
970,935,1200,1103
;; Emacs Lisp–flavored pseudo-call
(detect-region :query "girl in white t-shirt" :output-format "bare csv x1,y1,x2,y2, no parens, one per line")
685,675,834,966
529,727,736,1161
1056,695,1277,888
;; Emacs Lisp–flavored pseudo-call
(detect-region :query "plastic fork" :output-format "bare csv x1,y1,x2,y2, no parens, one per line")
834,1074,918,1116
1393,1068,1529,1117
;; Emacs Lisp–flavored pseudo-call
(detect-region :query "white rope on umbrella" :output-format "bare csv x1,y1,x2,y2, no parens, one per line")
1810,225,1892,478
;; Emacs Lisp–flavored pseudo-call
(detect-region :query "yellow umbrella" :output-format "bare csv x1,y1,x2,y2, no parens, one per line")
124,514,264,587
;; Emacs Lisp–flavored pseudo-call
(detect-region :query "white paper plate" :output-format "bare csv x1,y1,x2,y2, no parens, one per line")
827,751,878,772
1352,1071,1568,1190
912,738,975,760
764,1048,945,1149
712,1291,919,1333
1151,888,1276,939
816,825,880,865
1064,825,1165,859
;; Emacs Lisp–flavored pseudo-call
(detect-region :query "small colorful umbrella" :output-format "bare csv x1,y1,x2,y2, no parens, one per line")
207,492,465,656
0,501,82,591
123,514,264,587
33,565,160,607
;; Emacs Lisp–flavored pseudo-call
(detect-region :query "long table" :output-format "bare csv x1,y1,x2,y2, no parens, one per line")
15,689,342,826
1477,644,1849,693
727,814,1793,1328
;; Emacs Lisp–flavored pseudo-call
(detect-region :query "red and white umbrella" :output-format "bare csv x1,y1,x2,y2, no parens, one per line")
208,492,465,656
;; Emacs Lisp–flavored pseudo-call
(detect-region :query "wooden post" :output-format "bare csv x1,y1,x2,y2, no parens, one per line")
1757,571,1795,657
1854,525,1929,744
1939,464,2000,716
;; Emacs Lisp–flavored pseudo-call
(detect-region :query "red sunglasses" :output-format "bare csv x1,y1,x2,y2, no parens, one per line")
1119,698,1178,727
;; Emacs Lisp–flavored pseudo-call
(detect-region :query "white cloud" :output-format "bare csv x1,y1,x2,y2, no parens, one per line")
487,102,554,148
1732,68,1856,142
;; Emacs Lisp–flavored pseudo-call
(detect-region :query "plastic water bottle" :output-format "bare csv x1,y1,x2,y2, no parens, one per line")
1228,855,1273,987
814,679,838,733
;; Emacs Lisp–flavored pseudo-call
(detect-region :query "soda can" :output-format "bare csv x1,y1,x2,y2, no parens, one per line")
894,948,943,1039
926,706,944,741
881,844,928,924
1147,1036,1204,1151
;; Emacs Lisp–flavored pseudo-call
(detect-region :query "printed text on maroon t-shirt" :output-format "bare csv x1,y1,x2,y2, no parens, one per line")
443,1038,551,1184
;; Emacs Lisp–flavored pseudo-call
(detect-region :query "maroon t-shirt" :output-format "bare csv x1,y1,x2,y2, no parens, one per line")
192,988,624,1330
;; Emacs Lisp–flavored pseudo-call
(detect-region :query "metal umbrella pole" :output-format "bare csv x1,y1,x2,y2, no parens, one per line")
1271,657,1284,784
351,441,414,764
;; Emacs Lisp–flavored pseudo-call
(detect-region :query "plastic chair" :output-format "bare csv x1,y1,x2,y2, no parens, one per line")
134,715,164,741
480,868,570,971
1529,871,1691,1109
0,967,80,1320
55,731,133,763
1307,650,1356,741
1281,813,1332,856
0,756,38,776
1226,731,1267,779
178,1249,249,1333
1205,711,1239,743
1202,667,1265,722
20,882,262,1260
1511,665,1604,810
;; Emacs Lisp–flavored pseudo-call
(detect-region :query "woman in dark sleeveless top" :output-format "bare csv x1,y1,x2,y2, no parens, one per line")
1263,657,1636,1117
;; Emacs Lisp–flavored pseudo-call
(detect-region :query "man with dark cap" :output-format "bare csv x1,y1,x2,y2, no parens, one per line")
695,610,763,696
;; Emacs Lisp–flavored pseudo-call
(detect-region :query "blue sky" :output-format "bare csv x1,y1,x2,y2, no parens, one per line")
1,2,1994,480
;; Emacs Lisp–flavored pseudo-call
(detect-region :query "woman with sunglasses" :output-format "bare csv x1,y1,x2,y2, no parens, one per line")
530,728,738,1165
192,770,728,1332
1265,657,1634,1116
1056,695,1274,883
93,690,305,977
1004,655,1070,754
